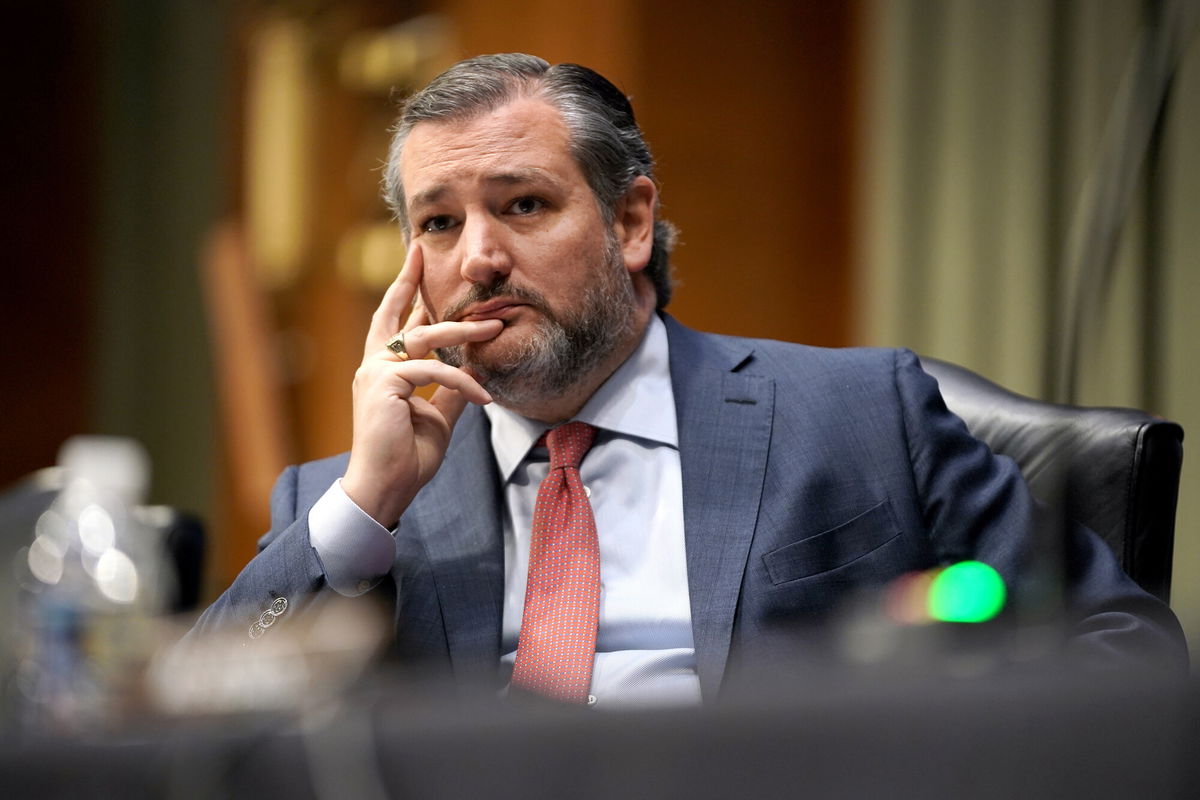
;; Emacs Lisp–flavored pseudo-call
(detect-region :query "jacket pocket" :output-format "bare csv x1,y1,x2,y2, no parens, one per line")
762,499,902,584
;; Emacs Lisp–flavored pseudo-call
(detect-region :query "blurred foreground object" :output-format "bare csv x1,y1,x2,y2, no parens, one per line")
148,595,388,717
0,437,203,734
1,668,1197,799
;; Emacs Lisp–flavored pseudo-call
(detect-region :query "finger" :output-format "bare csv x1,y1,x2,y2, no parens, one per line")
429,383,471,428
365,241,423,354
396,319,503,360
383,359,493,406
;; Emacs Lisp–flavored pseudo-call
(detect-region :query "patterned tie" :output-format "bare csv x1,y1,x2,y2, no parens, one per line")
510,421,600,703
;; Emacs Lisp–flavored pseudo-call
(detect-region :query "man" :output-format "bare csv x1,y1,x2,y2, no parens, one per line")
194,54,1186,704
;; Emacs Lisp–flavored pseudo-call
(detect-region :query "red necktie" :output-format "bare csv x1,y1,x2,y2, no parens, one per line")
510,422,600,703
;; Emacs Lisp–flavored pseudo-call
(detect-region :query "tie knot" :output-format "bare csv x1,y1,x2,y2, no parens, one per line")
545,421,596,470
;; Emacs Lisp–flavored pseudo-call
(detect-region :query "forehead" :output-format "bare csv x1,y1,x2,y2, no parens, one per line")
399,97,586,203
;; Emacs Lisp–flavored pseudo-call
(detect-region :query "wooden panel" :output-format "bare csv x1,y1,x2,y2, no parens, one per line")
444,0,642,96
439,0,856,345
636,1,857,346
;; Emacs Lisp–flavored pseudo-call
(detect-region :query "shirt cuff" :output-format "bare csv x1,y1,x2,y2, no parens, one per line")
308,479,397,597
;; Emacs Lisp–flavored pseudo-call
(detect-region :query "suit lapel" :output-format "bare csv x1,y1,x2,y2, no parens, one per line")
404,319,773,698
666,317,775,700
406,407,506,684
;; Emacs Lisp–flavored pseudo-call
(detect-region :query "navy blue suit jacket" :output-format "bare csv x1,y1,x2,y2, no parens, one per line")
195,316,1186,696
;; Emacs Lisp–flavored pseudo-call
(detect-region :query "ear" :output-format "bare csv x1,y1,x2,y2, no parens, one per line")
612,175,656,274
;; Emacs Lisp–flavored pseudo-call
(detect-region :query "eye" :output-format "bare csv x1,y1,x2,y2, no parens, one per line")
506,196,544,215
420,214,456,234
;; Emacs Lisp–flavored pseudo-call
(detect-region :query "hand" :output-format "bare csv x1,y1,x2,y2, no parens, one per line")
341,243,503,527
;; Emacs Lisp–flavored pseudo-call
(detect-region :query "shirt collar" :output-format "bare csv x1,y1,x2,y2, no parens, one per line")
484,314,678,483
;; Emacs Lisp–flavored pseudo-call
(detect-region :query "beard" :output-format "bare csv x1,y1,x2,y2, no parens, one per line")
435,235,636,410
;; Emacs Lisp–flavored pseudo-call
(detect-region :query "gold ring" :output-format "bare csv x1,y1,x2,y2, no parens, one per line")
385,331,410,361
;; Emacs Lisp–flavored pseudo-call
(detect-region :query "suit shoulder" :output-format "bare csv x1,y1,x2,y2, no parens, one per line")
746,337,904,368
288,452,351,505
294,451,351,477
261,452,350,545
664,317,921,399
714,331,913,386
664,313,913,372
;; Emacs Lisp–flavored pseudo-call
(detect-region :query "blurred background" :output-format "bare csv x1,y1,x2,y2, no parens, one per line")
3,0,1198,662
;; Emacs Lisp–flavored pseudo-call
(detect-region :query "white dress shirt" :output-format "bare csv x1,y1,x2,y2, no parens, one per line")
308,315,699,707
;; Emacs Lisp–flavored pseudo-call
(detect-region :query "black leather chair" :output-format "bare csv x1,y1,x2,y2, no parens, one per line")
920,357,1183,603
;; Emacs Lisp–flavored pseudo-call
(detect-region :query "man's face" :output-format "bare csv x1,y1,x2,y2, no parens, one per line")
398,97,639,406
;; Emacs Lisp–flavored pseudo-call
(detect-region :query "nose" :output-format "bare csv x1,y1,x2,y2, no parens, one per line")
459,215,513,286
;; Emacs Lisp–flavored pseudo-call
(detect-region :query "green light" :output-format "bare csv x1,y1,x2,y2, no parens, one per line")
927,561,1006,623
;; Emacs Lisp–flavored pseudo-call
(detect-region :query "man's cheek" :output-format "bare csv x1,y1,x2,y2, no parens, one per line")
419,282,450,324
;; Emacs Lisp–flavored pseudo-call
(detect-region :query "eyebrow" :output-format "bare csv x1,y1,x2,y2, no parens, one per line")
407,168,558,213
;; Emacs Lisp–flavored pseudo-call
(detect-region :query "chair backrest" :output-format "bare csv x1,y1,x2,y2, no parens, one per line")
920,357,1183,603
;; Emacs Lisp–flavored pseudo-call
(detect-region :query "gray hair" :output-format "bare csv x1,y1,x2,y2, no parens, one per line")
382,53,677,308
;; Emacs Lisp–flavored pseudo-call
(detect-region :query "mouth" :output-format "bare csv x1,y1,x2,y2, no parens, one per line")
456,299,528,323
